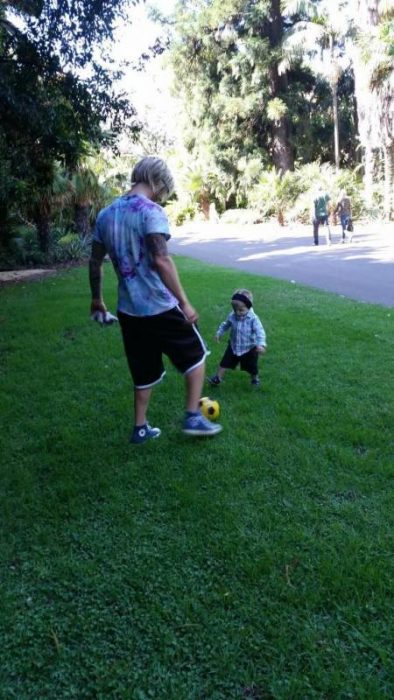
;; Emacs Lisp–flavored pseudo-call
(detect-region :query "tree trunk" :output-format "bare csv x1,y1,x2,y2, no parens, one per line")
351,2,376,206
352,0,390,214
267,0,294,173
270,106,294,172
74,204,91,238
35,213,51,252
383,143,394,220
329,34,340,171
0,203,11,247
364,145,374,210
332,82,340,171
199,196,210,220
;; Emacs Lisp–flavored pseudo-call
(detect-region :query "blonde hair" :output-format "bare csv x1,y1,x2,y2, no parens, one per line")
233,288,253,304
131,157,175,202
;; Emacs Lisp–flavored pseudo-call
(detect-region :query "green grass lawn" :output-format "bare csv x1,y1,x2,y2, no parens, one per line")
1,259,393,699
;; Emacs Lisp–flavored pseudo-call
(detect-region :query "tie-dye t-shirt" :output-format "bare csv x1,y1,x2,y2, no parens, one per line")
93,193,178,317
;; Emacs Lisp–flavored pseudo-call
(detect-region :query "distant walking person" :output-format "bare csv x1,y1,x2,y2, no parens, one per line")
312,187,332,246
334,190,353,243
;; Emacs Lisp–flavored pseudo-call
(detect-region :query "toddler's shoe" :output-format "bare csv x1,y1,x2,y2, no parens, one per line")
130,424,161,444
182,413,222,436
208,375,221,386
251,376,261,387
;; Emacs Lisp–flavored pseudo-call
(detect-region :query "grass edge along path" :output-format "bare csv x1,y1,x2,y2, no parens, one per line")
0,259,393,699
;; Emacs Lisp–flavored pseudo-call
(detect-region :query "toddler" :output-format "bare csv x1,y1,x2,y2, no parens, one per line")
208,289,266,387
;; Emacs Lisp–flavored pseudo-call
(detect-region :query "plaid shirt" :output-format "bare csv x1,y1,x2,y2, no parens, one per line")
216,309,266,356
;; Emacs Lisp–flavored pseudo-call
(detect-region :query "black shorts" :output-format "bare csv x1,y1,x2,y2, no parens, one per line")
220,343,258,375
118,307,207,389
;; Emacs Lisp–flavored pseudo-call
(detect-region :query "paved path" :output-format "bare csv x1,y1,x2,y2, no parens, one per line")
170,221,394,307
0,268,55,284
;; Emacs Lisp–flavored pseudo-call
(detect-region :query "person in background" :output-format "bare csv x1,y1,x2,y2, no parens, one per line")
334,190,353,243
311,187,332,246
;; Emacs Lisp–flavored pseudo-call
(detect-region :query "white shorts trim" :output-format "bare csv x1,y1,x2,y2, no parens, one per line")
183,351,208,376
177,315,209,375
134,370,166,390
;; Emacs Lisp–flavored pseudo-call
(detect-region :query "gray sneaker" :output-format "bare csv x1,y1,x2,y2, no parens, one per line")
182,413,222,436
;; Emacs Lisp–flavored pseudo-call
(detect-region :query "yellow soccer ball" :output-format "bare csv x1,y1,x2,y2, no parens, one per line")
199,396,220,421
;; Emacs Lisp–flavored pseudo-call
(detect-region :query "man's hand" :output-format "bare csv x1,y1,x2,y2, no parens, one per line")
255,345,266,355
147,234,198,323
90,299,118,324
180,300,198,324
91,299,107,315
214,334,221,342
91,310,118,324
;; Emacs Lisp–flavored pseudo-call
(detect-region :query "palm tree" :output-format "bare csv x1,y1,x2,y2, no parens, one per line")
369,19,394,219
71,167,102,238
28,164,72,252
282,0,350,170
351,0,394,217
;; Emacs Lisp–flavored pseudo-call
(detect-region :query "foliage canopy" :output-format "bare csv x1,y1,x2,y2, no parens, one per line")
0,0,140,249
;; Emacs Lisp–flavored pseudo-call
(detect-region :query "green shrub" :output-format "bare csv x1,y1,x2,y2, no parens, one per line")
52,230,92,262
247,162,368,224
248,169,303,224
0,227,91,270
166,200,199,226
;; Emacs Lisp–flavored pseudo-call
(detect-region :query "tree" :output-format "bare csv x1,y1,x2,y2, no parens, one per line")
16,162,72,251
373,22,394,219
71,167,103,238
163,0,359,213
169,0,296,188
24,0,139,70
264,0,295,172
0,0,141,250
282,0,353,171
351,0,394,217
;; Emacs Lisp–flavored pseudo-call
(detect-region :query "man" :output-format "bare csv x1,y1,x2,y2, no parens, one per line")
334,190,353,243
312,187,332,246
89,156,222,443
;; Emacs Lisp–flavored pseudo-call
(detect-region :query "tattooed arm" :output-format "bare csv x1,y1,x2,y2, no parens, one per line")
89,240,108,314
147,233,198,323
